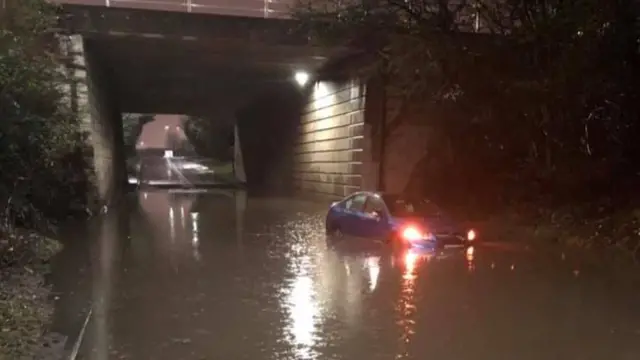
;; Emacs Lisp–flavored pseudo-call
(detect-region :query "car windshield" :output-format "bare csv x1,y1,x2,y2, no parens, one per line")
382,195,442,217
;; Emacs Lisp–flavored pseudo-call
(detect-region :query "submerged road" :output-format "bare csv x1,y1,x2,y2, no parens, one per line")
50,190,640,360
134,156,236,187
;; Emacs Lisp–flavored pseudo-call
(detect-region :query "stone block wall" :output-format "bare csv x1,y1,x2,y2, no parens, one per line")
62,35,127,208
292,79,376,198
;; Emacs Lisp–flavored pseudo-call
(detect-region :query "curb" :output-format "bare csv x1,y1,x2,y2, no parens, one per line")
68,307,92,360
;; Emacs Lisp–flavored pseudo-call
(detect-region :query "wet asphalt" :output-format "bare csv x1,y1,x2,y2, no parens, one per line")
136,157,234,186
49,164,640,360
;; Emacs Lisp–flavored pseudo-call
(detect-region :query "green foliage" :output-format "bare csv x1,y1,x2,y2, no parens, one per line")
1,0,88,357
122,113,154,157
293,0,640,255
181,115,234,161
1,0,93,227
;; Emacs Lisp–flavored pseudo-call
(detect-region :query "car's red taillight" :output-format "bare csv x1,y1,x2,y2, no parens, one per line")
402,226,423,242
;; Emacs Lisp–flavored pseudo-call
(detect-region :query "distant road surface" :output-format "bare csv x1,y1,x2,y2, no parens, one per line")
134,156,237,187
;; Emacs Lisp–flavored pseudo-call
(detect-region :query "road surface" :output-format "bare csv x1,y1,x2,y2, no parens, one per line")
133,156,237,187
50,190,640,360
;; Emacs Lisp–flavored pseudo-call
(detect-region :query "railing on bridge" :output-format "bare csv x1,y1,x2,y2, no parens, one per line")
56,0,292,18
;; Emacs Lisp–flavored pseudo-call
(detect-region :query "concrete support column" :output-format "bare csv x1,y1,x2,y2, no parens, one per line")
236,83,302,195
62,35,127,209
233,123,247,183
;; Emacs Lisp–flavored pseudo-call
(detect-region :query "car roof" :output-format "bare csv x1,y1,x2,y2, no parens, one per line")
344,191,430,201
346,190,379,197
344,191,401,199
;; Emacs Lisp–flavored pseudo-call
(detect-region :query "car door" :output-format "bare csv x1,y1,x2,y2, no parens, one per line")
341,193,368,236
360,195,390,239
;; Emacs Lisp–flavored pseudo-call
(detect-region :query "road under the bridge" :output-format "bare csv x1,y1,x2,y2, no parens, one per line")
60,4,379,206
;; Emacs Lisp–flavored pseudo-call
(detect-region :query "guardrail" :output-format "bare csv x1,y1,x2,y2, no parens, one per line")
55,0,292,18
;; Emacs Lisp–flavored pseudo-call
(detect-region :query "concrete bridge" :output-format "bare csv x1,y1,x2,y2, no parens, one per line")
56,0,408,207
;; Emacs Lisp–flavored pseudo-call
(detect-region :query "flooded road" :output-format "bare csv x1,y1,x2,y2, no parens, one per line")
51,190,640,360
134,156,236,187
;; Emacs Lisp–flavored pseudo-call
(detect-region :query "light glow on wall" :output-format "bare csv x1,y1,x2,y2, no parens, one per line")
313,81,336,123
294,71,310,87
295,79,367,195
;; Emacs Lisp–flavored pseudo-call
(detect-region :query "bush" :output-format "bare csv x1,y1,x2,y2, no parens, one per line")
1,0,92,358
0,231,61,359
181,115,234,161
1,0,93,224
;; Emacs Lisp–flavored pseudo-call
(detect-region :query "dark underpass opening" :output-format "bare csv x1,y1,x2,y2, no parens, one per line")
62,4,374,206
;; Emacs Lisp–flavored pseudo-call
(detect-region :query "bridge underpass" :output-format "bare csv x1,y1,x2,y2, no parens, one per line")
59,3,387,207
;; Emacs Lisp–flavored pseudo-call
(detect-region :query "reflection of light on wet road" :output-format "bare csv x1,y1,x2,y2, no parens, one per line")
288,274,317,358
404,251,418,281
191,212,200,261
284,252,319,360
466,246,476,272
169,206,175,242
366,256,380,291
396,249,420,359
138,191,198,254
191,212,199,243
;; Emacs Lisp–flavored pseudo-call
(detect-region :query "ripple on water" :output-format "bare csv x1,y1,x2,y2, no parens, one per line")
52,194,640,360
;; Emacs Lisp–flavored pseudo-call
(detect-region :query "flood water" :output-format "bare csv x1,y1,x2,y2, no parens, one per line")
49,189,640,360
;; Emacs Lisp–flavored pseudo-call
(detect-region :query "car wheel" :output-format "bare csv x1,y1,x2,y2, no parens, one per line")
325,224,333,235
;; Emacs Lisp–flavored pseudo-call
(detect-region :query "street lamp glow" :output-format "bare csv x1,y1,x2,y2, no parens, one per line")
294,71,309,86
164,125,169,130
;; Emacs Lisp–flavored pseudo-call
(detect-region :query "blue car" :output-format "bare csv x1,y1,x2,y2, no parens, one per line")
325,192,476,248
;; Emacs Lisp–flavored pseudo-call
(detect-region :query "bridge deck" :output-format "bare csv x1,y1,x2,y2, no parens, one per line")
57,3,354,114
55,0,292,18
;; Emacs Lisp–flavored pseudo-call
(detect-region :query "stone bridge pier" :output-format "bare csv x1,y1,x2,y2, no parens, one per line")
60,34,127,209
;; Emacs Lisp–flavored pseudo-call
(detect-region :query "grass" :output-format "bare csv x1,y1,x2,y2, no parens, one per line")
476,203,640,264
0,231,62,359
211,162,234,174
